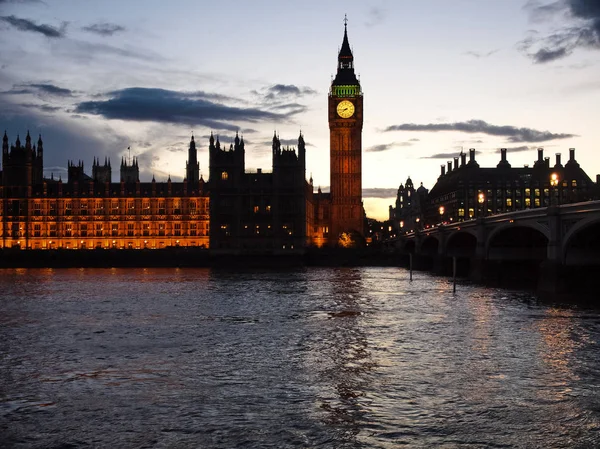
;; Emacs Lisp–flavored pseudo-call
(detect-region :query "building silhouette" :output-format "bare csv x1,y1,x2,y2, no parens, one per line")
208,131,311,254
389,147,598,230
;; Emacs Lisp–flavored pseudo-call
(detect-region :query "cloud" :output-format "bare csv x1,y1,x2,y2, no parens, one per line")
365,7,386,27
520,0,600,63
266,84,317,98
463,49,499,58
362,188,398,198
82,22,125,36
0,15,65,38
253,84,317,102
494,146,532,153
19,102,62,112
29,83,74,96
3,83,75,97
74,87,293,129
383,119,575,143
51,38,164,62
366,141,415,153
420,152,462,160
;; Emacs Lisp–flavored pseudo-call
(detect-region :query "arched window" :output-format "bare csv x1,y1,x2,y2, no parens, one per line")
221,171,228,181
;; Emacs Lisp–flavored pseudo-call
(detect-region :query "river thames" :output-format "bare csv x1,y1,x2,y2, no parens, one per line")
0,267,599,448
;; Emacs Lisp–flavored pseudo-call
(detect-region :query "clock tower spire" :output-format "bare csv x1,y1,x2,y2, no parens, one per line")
328,16,364,245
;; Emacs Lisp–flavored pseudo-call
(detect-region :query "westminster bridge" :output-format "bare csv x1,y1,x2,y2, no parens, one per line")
394,201,600,296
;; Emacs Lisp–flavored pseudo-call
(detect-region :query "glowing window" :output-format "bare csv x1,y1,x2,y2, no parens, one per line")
221,171,228,181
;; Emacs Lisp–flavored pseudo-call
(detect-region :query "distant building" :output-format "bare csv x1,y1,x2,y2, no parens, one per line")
422,148,597,226
389,176,428,233
1,131,209,249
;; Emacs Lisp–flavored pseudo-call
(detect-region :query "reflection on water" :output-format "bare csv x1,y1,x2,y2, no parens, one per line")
0,267,599,448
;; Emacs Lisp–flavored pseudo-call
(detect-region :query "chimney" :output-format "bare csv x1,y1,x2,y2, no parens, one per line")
555,153,562,167
469,148,475,163
257,168,262,174
497,148,511,168
460,152,466,167
447,161,452,173
597,174,600,185
453,157,458,170
545,157,550,169
538,148,543,162
441,165,446,176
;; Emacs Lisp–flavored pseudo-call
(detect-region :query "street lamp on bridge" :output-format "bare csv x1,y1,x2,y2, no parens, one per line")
439,205,445,224
550,172,560,206
478,192,486,217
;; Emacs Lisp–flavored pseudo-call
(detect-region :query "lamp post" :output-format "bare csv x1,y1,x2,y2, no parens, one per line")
478,192,485,217
439,205,445,224
550,172,559,206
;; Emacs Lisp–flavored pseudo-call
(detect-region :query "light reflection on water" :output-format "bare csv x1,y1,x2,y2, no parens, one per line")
0,267,599,448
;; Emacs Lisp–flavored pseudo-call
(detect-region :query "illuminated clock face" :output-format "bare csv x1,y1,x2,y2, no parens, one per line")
336,100,355,118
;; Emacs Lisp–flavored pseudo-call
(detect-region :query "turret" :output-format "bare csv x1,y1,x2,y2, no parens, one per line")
298,131,306,170
2,131,8,155
186,134,200,186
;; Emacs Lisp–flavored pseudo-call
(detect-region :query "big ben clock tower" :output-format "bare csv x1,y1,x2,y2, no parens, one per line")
328,17,364,245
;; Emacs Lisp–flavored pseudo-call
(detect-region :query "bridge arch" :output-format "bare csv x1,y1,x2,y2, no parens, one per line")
445,230,477,257
420,235,439,255
485,222,549,256
562,217,600,265
486,223,549,260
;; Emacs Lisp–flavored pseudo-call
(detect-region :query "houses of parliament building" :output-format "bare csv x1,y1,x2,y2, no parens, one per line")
0,23,366,252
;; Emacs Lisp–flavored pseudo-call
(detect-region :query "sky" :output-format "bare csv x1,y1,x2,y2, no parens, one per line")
1,0,599,220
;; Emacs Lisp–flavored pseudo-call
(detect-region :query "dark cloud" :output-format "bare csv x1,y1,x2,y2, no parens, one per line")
420,152,462,160
409,138,420,142
4,83,74,97
82,22,125,36
0,15,65,38
463,49,499,58
366,141,415,152
75,87,293,128
384,119,575,143
29,83,74,96
362,188,398,198
265,84,317,98
19,102,62,112
521,0,600,63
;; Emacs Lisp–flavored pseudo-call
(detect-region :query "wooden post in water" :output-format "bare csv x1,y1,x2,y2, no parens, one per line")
409,253,413,281
452,256,457,294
